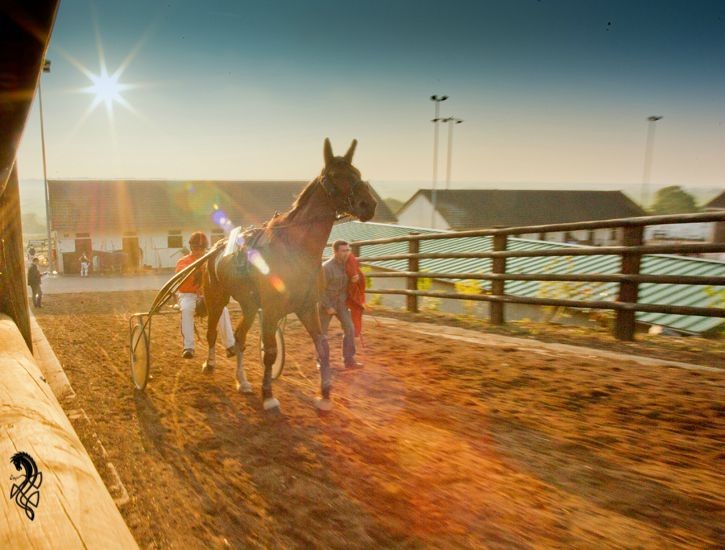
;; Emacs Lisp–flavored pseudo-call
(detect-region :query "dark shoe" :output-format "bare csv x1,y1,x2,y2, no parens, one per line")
226,346,236,358
345,361,363,370
182,349,194,359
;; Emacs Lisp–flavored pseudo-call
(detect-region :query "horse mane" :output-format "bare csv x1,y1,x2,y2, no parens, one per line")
267,176,321,227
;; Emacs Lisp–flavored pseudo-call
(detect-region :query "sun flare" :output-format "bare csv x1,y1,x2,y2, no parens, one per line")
89,69,122,107
80,67,131,116
59,15,152,132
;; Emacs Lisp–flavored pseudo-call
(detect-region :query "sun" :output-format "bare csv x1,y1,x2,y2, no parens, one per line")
59,15,152,131
88,68,123,109
79,66,133,118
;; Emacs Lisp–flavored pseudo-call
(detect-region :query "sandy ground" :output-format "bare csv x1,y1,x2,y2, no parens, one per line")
35,291,724,549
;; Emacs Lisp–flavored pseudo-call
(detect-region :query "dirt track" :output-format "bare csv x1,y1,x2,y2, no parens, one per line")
35,291,724,549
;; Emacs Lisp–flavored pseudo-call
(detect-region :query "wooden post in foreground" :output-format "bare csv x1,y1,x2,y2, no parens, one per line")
0,315,138,548
0,166,31,349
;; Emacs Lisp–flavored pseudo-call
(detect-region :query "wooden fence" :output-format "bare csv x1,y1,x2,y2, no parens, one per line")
346,212,725,341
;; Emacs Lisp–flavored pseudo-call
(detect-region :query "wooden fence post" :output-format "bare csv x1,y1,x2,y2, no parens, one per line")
615,225,644,341
490,233,507,325
0,166,31,349
407,234,419,313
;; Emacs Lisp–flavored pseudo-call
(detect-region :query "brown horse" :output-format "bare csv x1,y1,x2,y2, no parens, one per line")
201,138,376,412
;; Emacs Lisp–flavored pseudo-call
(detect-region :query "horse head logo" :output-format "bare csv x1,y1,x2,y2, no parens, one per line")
9,451,43,521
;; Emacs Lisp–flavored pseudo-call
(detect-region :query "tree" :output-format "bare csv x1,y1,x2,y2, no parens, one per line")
650,186,699,215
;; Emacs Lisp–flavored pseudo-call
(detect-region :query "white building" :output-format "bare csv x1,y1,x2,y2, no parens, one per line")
396,189,646,245
48,179,397,274
644,222,712,242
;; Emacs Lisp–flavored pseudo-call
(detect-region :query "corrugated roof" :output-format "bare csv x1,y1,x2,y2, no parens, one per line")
329,221,725,335
403,189,645,230
48,179,397,233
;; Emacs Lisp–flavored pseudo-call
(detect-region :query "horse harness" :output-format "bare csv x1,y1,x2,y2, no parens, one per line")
319,173,365,219
210,226,268,279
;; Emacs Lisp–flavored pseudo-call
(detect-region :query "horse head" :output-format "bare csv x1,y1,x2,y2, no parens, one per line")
320,138,377,222
10,451,36,480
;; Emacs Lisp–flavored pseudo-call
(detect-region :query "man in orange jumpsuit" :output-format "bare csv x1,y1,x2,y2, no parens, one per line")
175,231,235,359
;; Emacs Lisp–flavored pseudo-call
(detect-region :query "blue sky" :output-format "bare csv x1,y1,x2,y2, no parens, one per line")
16,0,725,196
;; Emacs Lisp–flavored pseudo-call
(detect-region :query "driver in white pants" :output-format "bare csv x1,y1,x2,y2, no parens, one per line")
175,231,235,359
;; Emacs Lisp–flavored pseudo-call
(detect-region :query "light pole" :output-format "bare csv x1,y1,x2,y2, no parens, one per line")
441,117,463,189
39,59,53,271
641,115,662,211
430,94,448,228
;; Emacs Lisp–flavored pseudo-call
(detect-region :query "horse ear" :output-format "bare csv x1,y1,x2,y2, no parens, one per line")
323,138,333,166
343,139,358,163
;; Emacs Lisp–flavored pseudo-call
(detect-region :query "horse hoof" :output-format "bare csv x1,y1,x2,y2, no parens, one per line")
201,361,215,374
263,397,281,411
236,381,253,394
315,398,332,412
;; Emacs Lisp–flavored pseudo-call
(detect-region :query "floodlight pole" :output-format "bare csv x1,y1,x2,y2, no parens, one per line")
640,115,662,210
39,59,53,271
430,94,448,229
441,117,463,189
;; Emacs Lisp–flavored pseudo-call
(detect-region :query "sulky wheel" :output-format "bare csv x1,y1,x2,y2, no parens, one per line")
130,321,151,391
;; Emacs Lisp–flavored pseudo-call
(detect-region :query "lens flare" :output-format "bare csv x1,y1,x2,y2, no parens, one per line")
269,275,287,293
247,249,270,275
212,209,228,227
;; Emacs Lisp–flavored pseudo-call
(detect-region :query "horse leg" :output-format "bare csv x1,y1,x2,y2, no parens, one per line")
202,296,227,374
233,305,256,394
260,313,282,411
296,304,332,411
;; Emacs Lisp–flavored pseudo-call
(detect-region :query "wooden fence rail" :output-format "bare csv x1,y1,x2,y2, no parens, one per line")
356,242,725,262
344,211,725,340
362,271,725,285
350,211,725,246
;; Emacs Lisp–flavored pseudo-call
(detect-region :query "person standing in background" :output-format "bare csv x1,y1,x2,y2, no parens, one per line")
79,252,90,277
27,257,45,308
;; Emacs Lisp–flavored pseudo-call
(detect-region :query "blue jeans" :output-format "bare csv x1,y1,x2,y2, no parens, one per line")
319,302,356,365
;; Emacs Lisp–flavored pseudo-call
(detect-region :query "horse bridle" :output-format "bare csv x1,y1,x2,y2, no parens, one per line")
319,173,364,219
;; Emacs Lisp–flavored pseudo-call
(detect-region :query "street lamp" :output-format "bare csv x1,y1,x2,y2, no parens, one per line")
430,94,448,228
641,115,663,211
440,117,463,189
39,59,53,271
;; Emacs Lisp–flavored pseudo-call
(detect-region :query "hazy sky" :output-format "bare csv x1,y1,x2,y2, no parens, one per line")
16,0,725,191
